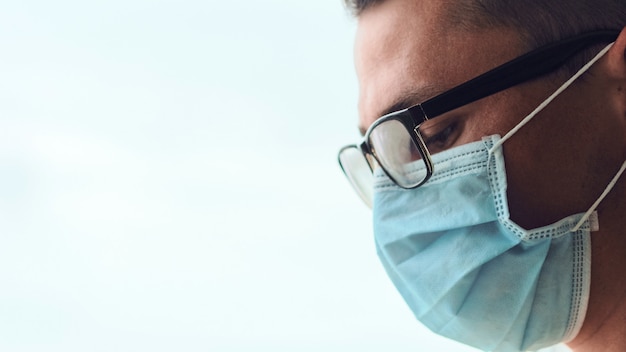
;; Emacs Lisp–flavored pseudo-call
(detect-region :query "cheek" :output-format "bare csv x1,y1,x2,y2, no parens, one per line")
480,84,583,228
498,89,618,229
500,129,568,229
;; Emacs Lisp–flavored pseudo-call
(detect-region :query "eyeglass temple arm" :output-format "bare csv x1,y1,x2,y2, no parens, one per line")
417,30,620,119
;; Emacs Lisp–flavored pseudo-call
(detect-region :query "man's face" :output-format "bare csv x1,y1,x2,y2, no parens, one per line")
354,0,625,229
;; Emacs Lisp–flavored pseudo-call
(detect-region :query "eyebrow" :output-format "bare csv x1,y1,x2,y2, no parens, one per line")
358,84,444,136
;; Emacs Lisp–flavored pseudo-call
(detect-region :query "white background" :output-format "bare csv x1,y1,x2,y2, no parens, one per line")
0,1,568,351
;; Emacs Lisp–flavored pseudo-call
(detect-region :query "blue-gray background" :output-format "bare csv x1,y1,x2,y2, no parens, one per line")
0,1,567,351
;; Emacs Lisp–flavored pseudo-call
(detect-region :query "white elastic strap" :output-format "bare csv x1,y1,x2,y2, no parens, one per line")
489,43,615,153
571,160,626,232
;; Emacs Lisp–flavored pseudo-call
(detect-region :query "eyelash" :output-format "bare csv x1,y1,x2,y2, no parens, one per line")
423,119,461,152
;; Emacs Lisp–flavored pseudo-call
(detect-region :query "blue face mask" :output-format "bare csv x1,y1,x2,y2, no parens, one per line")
372,44,626,352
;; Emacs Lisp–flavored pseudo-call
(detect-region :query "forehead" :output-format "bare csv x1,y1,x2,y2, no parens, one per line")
354,0,522,133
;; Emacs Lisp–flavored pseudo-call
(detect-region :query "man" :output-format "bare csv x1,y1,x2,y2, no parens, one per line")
337,0,626,351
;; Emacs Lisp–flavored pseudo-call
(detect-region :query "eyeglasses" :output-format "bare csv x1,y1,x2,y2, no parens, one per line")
338,30,620,207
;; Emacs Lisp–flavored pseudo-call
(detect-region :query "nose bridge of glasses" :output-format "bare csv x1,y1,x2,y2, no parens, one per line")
355,142,370,168
363,150,379,172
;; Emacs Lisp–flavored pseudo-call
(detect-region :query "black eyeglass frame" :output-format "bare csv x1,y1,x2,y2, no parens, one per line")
339,30,620,191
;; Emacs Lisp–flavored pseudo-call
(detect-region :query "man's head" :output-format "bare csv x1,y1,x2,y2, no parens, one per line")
344,0,626,350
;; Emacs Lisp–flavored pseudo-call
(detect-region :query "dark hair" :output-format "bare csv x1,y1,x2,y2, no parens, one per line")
344,0,625,72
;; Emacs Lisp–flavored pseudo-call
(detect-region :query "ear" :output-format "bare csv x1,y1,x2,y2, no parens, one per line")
605,27,626,79
605,27,626,147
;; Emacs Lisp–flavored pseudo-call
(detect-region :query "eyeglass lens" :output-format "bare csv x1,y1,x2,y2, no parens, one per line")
368,119,429,189
338,146,374,208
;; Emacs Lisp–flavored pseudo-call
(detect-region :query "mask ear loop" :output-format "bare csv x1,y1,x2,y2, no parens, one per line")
489,43,615,153
482,42,623,232
571,160,626,232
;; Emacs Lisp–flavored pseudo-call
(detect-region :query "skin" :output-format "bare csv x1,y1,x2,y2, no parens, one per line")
354,0,626,350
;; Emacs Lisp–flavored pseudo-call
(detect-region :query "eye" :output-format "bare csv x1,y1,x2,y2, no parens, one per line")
420,117,463,154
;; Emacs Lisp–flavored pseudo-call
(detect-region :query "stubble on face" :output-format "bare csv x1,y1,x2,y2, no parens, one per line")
353,0,626,229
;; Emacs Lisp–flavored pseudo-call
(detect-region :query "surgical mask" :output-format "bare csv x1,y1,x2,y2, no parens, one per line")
372,43,626,352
